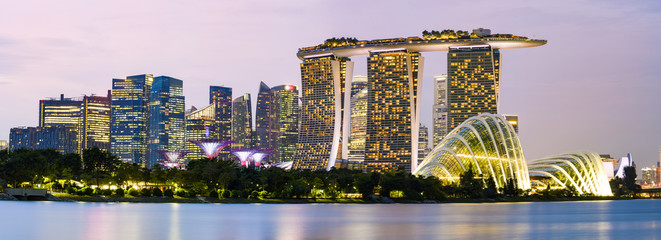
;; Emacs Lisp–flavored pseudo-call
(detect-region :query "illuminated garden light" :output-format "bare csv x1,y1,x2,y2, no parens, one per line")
154,150,190,169
229,149,273,168
189,140,234,159
251,149,273,167
230,149,259,166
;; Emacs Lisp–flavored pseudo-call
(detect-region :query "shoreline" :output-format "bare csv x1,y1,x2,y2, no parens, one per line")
0,192,643,204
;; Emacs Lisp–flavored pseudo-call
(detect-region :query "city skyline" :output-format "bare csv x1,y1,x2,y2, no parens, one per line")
0,1,659,168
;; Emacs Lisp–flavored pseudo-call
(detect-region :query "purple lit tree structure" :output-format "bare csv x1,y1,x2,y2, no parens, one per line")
229,149,273,168
189,140,234,159
154,150,190,169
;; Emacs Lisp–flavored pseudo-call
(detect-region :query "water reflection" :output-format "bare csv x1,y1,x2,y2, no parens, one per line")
1,200,660,239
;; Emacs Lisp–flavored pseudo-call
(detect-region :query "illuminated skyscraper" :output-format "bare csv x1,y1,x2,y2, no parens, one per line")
78,91,111,153
270,85,299,163
348,76,368,162
418,124,429,161
111,74,153,165
232,93,253,149
447,45,500,130
39,94,82,128
293,55,353,170
185,104,216,161
209,86,232,159
365,50,422,173
432,75,448,147
255,82,274,150
148,76,185,167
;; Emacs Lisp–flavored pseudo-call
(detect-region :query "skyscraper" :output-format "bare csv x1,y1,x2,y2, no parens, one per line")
78,91,111,153
35,125,78,153
148,76,185,167
185,104,216,161
111,74,153,165
447,45,500,130
365,50,423,173
348,76,368,163
232,93,253,149
293,55,353,170
209,86,232,159
270,85,299,163
503,114,519,134
39,94,82,128
418,124,429,162
255,82,274,150
432,74,448,147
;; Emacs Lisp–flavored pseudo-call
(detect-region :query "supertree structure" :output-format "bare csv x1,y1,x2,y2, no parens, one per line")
229,149,273,168
189,140,234,159
153,150,190,169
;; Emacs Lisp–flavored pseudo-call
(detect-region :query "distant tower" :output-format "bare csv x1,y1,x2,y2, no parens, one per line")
255,82,273,150
432,74,448,147
418,124,429,162
348,76,367,163
184,104,216,161
365,50,422,173
232,93,253,149
79,91,111,153
149,76,185,167
270,85,300,163
503,114,519,134
209,86,232,159
38,94,82,154
447,45,500,131
111,74,154,165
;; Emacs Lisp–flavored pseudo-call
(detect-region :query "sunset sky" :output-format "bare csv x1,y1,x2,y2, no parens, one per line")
1,0,659,167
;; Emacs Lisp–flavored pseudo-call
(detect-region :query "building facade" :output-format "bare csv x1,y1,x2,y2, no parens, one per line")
78,92,111,153
35,126,78,153
270,85,300,163
148,76,185,167
209,86,232,159
293,55,353,170
231,93,253,149
185,104,216,161
365,50,422,173
418,124,429,161
9,127,37,151
348,76,368,163
255,82,274,150
432,74,448,147
447,45,500,131
39,94,82,128
111,74,153,165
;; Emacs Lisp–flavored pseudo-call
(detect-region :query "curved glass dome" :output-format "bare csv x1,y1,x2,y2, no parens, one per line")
528,152,612,196
414,113,530,190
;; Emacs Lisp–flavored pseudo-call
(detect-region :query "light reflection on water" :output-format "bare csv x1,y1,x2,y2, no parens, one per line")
1,200,660,239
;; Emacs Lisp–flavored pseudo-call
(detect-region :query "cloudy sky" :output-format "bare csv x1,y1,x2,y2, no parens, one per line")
1,0,659,167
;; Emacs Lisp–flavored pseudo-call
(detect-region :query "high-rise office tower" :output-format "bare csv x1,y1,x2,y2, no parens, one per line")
270,85,299,163
418,124,429,162
111,74,154,165
365,50,423,173
432,75,448,147
293,55,354,170
78,91,111,153
148,76,185,167
39,94,82,128
9,127,37,151
447,45,500,130
255,82,274,150
232,93,253,149
185,104,216,161
209,86,232,159
348,76,368,162
503,114,519,134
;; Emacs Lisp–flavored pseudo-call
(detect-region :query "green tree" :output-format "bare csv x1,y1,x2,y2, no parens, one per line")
82,147,120,186
459,164,484,198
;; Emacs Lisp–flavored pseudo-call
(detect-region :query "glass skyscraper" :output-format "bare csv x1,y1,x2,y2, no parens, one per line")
365,50,423,173
432,75,448,147
9,127,37,151
348,76,367,162
447,45,500,131
232,93,253,149
270,85,299,163
185,104,216,161
78,91,111,153
39,94,82,128
111,74,153,165
255,82,274,150
148,76,185,167
209,86,232,159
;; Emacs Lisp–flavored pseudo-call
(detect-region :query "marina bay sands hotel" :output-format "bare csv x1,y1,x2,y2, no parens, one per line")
292,28,546,173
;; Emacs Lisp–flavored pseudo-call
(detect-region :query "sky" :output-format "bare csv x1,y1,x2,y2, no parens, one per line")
0,0,659,168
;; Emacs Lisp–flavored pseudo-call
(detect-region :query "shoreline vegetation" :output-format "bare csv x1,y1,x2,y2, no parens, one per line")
0,148,645,204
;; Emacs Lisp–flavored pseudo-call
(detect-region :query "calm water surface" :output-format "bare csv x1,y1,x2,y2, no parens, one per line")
1,200,660,239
